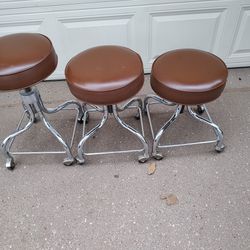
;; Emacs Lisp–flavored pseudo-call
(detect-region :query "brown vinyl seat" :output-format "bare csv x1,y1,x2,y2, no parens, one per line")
151,49,228,105
147,49,228,159
65,45,144,105
0,33,82,169
65,45,149,164
0,33,57,91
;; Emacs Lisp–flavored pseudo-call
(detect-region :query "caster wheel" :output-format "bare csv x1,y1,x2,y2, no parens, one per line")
78,113,89,124
135,113,140,120
6,158,15,170
76,157,85,165
77,114,84,124
215,144,225,153
197,105,205,114
33,116,40,123
63,158,75,166
85,114,90,124
153,153,163,160
138,155,149,163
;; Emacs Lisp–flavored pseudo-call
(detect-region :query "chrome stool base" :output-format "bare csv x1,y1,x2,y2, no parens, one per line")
1,87,83,169
76,97,149,164
144,95,224,160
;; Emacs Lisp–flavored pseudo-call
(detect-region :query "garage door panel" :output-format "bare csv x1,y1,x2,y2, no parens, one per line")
231,7,250,56
0,0,250,79
148,9,226,64
53,14,135,77
0,20,43,36
59,15,134,51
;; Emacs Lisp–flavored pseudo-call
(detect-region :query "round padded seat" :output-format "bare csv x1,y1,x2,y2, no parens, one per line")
151,49,228,105
0,33,58,91
65,45,144,105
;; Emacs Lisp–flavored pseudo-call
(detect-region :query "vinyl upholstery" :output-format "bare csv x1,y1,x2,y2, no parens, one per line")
0,33,57,91
65,45,144,105
151,49,228,105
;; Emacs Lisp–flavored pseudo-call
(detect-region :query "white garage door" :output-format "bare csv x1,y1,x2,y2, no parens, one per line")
0,0,250,79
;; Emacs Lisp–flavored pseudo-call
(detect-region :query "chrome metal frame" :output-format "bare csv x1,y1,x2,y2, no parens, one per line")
76,97,149,164
1,87,84,169
144,95,225,160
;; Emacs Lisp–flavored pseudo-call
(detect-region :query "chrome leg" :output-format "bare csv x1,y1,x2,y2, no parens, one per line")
81,103,89,124
112,105,149,163
1,108,35,169
117,97,143,112
117,97,143,120
144,94,225,156
24,87,76,165
76,98,149,164
144,95,177,139
76,107,108,164
35,88,84,123
187,106,224,152
152,105,182,160
144,94,176,110
1,87,79,169
39,112,75,166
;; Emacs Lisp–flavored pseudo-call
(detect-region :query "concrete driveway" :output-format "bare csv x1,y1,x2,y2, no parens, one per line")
0,70,249,250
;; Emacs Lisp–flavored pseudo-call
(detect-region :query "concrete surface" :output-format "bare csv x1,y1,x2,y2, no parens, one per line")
0,68,250,250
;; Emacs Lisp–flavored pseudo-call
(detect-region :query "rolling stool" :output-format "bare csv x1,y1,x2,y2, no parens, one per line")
65,45,149,164
144,49,228,159
0,33,83,169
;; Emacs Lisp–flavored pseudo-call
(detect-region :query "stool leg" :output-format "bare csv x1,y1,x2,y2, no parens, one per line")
1,109,35,170
25,87,77,165
117,97,143,111
112,105,149,163
187,106,224,152
76,107,108,164
1,87,80,169
144,94,176,111
152,105,182,160
81,103,89,124
116,97,143,120
39,113,75,166
35,88,84,123
144,95,176,138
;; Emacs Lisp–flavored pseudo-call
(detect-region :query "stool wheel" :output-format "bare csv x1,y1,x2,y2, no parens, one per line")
215,144,225,153
153,153,163,161
138,155,149,163
6,158,15,170
197,105,205,115
78,112,89,124
76,157,85,165
63,158,75,166
135,112,140,120
33,117,39,123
